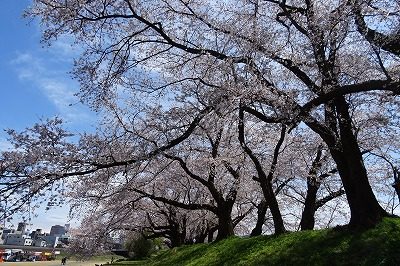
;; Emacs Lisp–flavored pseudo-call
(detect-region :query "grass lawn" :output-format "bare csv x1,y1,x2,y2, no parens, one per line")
111,217,400,266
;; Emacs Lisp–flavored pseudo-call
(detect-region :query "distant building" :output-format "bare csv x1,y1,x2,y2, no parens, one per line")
50,225,65,236
2,228,15,243
30,229,43,240
33,237,47,247
17,222,27,233
5,233,32,246
43,235,59,248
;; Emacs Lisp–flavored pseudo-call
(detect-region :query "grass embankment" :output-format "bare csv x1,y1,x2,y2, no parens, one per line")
112,217,400,266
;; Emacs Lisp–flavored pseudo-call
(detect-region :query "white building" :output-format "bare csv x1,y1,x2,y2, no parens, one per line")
5,234,33,246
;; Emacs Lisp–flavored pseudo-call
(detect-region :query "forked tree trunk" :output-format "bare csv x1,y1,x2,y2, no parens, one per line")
261,182,286,234
251,200,268,236
308,97,388,229
238,108,286,235
195,232,207,243
328,97,388,228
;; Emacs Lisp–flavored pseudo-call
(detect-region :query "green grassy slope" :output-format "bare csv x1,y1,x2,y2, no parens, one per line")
113,217,400,266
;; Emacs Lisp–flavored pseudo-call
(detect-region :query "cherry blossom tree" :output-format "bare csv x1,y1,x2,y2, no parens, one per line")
1,0,399,236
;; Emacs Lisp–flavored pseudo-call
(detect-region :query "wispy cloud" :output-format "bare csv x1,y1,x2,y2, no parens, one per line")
0,137,12,152
11,53,45,79
30,205,80,232
49,36,82,59
11,48,95,126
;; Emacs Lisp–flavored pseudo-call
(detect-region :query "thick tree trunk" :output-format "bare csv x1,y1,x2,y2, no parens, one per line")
215,204,234,241
329,148,387,228
300,146,323,231
207,230,215,243
193,222,208,243
215,208,234,241
300,184,319,230
328,97,388,228
169,219,186,247
392,169,400,204
195,232,207,243
261,182,286,234
251,200,268,236
169,233,185,248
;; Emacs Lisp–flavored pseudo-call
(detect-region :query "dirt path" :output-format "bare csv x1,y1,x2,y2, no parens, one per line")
1,261,109,266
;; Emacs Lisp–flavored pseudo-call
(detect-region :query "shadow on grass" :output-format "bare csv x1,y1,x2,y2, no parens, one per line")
250,218,400,266
113,218,400,266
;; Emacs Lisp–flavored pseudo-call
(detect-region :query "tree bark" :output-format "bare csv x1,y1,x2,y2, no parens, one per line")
195,233,207,243
207,230,215,243
238,108,286,234
250,200,268,236
262,182,286,234
390,168,400,204
169,214,187,247
328,97,388,228
169,231,185,248
300,184,319,230
300,146,323,231
215,203,234,241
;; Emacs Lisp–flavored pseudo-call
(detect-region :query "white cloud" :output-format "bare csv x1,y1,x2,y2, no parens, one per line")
11,51,95,125
0,137,12,152
50,36,81,59
41,78,76,106
11,52,45,79
29,205,80,233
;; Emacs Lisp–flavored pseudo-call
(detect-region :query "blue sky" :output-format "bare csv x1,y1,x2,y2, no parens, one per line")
0,1,96,232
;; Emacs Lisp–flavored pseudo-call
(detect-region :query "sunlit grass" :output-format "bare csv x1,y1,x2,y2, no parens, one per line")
112,217,400,266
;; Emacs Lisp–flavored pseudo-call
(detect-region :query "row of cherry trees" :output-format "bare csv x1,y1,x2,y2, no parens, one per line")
1,0,400,250
66,109,348,247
